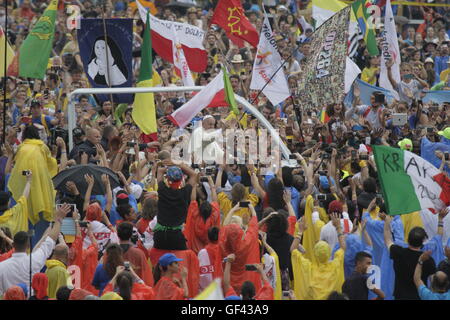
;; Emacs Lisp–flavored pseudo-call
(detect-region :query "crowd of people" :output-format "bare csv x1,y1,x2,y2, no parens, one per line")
0,0,449,301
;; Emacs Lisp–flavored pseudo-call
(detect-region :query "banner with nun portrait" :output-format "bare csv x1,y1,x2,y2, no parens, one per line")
78,19,134,103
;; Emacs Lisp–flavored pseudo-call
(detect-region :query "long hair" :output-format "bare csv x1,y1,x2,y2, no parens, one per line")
153,263,168,285
141,198,158,220
266,213,288,236
103,244,124,278
267,178,285,211
116,271,133,300
325,103,345,120
89,35,128,80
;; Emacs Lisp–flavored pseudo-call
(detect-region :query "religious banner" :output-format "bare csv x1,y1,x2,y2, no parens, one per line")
78,18,134,103
298,6,350,110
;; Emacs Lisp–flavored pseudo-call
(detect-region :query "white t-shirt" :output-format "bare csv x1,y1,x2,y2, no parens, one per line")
312,211,353,252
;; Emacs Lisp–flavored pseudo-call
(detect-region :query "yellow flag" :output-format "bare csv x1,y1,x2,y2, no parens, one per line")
0,26,15,77
133,78,157,135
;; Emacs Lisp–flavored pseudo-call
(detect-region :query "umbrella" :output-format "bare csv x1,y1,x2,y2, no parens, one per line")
53,164,121,196
164,1,196,9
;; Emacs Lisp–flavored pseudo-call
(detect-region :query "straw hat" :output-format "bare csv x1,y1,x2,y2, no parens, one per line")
231,54,244,63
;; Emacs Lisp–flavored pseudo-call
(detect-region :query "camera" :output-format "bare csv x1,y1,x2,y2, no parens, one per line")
78,221,89,228
318,170,327,176
317,194,327,201
199,176,209,183
124,261,130,271
22,170,30,176
445,152,449,161
359,155,369,160
239,201,249,208
323,153,331,160
127,142,137,147
205,166,215,176
245,264,257,271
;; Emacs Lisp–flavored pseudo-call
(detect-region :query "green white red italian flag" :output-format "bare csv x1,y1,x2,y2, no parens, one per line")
373,145,450,215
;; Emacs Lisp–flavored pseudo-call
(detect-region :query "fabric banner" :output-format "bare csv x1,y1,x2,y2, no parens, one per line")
137,0,207,72
298,6,350,110
344,78,396,108
250,12,290,106
168,71,225,128
172,27,195,87
421,137,450,176
210,0,259,48
422,90,450,105
373,145,447,215
8,0,58,79
78,19,134,103
379,0,401,100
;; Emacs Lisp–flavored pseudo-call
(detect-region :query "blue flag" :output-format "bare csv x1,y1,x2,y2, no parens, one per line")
422,90,450,105
78,19,134,104
344,79,396,108
421,137,450,176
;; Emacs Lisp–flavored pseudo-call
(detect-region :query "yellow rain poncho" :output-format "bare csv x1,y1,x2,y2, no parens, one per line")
0,196,29,235
401,211,424,237
291,241,344,300
301,195,325,264
45,259,72,299
7,139,57,225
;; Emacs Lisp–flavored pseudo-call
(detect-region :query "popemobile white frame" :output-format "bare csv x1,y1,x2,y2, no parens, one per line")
67,86,291,159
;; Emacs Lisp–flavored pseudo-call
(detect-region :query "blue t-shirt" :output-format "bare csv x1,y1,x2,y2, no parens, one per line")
32,115,55,130
418,285,450,300
92,264,112,296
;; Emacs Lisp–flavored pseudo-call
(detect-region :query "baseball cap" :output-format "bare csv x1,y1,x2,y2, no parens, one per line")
225,295,242,300
397,138,413,151
166,166,183,182
319,176,330,190
159,253,183,267
438,127,450,140
72,127,85,138
424,57,434,64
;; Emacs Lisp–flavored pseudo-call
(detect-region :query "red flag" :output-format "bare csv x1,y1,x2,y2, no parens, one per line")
211,0,259,48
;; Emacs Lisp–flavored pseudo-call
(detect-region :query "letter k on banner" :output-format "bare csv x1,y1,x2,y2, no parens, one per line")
211,0,259,48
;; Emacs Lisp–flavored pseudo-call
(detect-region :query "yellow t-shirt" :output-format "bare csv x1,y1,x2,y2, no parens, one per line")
361,67,378,85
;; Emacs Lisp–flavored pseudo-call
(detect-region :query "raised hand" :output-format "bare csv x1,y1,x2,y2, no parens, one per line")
85,174,95,186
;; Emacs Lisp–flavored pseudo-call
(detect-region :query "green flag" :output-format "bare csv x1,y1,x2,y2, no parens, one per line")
222,67,239,115
351,0,379,56
132,11,157,136
16,0,59,79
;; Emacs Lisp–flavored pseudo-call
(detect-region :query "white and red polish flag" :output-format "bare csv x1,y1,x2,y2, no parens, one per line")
168,71,226,128
137,0,207,72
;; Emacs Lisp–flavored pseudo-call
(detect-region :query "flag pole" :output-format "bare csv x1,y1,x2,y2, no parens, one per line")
2,0,7,144
100,0,114,105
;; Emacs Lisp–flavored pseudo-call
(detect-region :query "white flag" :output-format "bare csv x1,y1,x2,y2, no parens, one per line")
172,27,195,87
379,0,401,99
250,13,290,106
345,57,361,93
168,71,224,128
